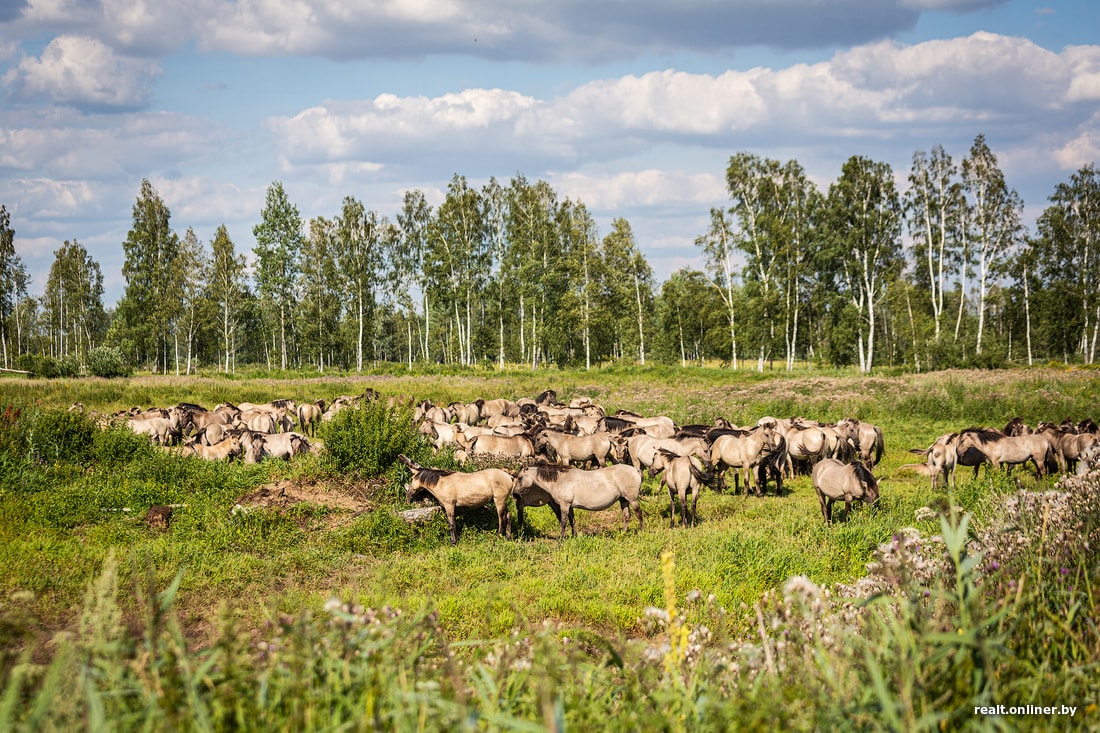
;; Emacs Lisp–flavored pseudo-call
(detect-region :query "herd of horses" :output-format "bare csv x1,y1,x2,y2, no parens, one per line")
76,392,372,463
98,387,1098,542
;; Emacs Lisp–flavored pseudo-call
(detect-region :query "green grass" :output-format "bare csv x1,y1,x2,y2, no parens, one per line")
0,365,1097,729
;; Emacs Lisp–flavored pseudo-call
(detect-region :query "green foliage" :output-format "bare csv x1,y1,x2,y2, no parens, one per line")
319,400,422,477
15,354,59,379
27,408,95,464
93,423,154,467
86,345,132,378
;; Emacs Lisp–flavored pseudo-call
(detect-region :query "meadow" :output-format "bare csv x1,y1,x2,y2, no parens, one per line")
0,365,1097,731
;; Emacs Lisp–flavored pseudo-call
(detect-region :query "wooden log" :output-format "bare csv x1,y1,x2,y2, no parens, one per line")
399,506,441,524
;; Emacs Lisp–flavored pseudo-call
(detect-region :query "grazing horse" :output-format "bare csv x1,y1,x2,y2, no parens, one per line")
956,428,1056,479
649,448,719,527
511,463,642,539
399,455,513,545
812,458,880,525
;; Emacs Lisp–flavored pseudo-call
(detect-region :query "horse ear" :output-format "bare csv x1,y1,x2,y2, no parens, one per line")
398,454,419,471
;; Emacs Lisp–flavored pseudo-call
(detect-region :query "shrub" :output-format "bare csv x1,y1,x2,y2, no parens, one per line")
93,423,155,467
15,354,59,379
319,399,421,477
27,408,96,464
87,346,131,379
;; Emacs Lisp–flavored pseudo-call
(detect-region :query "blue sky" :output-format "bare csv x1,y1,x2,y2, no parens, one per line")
2,0,1099,303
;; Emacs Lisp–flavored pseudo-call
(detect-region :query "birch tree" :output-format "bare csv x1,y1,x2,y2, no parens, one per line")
696,207,740,368
395,189,432,364
43,240,105,364
335,197,383,371
252,181,303,370
0,205,28,368
962,135,1023,356
115,179,181,371
208,225,246,373
905,145,965,342
1046,164,1100,362
825,156,903,373
175,227,207,375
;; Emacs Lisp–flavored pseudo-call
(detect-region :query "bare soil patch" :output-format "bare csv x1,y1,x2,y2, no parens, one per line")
234,475,386,529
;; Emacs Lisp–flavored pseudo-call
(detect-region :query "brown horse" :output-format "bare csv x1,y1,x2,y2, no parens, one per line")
511,463,642,539
649,448,719,527
812,458,880,525
956,428,1057,479
399,455,513,545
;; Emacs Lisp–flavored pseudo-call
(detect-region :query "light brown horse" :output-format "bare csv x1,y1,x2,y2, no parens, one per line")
812,458,880,525
511,463,642,539
534,429,615,468
399,455,513,545
649,448,719,527
956,428,1056,479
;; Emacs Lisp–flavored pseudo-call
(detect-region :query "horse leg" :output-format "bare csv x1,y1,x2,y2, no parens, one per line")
667,481,676,528
620,497,630,532
568,507,578,537
678,488,688,527
633,498,643,531
819,494,831,525
558,504,571,539
446,509,458,545
844,497,853,522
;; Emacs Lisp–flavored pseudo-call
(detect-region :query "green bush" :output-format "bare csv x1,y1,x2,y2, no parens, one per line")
15,353,59,379
86,346,132,379
27,408,96,464
319,399,421,477
93,423,155,467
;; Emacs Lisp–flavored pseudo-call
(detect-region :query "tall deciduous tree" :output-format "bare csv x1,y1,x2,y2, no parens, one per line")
962,135,1023,356
395,189,432,364
825,156,903,373
506,177,559,368
906,145,964,343
335,197,384,372
299,217,343,372
175,227,207,375
0,205,28,368
43,240,105,364
601,218,652,364
696,207,740,368
427,175,488,366
1038,163,1100,362
115,179,181,371
208,224,246,373
252,181,303,370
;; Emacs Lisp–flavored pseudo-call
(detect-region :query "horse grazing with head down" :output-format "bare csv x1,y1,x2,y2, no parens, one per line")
399,455,513,545
812,458,880,525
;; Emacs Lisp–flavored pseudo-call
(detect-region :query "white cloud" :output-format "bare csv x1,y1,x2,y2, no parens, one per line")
3,35,159,109
553,170,726,211
265,33,1100,177
6,0,1012,64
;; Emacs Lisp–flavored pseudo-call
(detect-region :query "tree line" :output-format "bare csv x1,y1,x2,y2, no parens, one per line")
1,134,1098,375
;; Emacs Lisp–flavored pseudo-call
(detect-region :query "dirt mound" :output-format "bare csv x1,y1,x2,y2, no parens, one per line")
234,476,383,514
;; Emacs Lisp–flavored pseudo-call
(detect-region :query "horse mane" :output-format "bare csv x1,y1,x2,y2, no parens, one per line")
177,402,206,412
534,462,573,482
615,409,643,418
656,447,679,460
415,467,456,488
852,461,877,487
270,399,294,409
535,389,558,406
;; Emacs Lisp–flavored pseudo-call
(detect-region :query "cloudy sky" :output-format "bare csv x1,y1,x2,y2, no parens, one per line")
2,0,1099,303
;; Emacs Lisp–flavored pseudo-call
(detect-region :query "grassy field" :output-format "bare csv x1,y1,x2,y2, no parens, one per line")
1,365,1098,729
